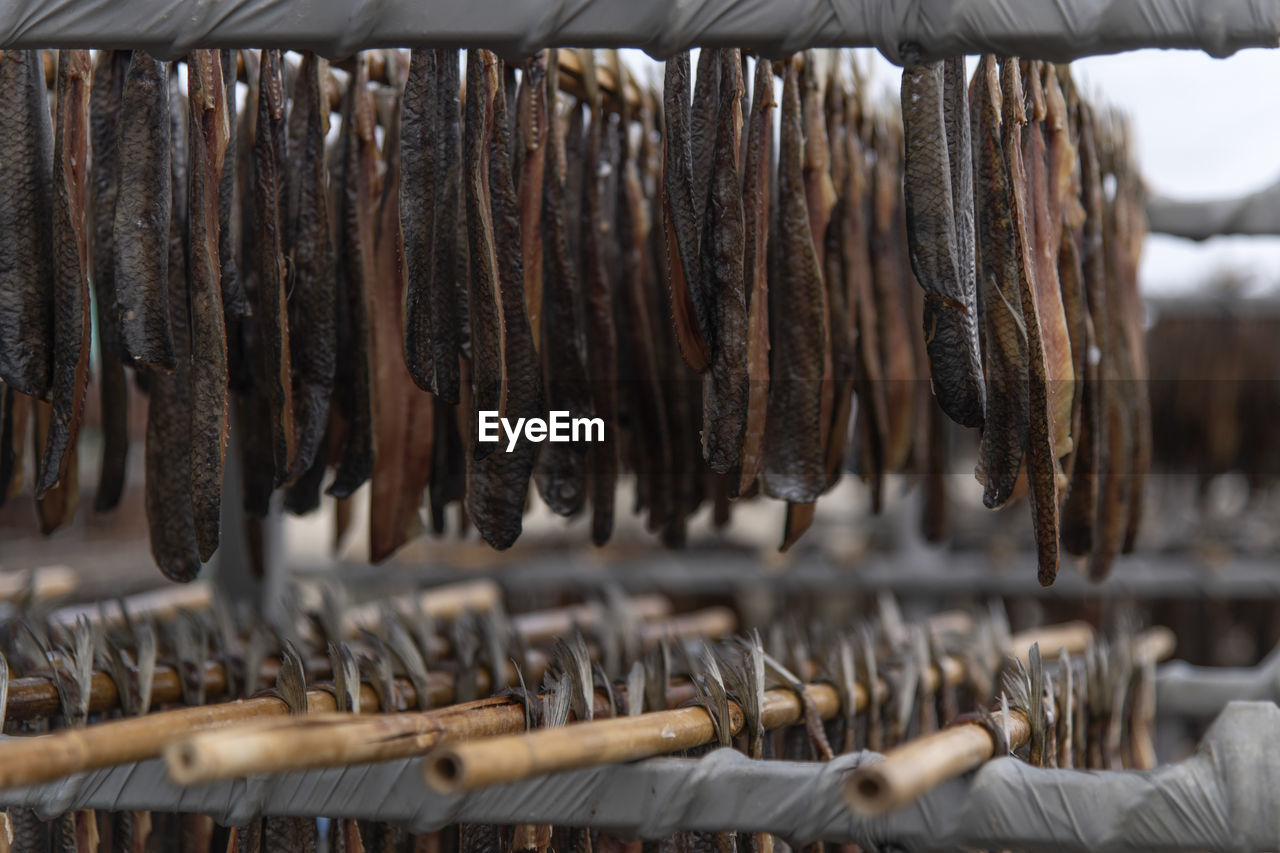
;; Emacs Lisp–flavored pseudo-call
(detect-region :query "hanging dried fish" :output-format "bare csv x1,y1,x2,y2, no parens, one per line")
187,50,231,562
114,51,175,373
533,51,590,518
403,48,463,404
517,53,549,351
737,57,775,497
368,53,434,562
971,54,1028,508
0,49,55,399
1001,58,1059,586
901,58,984,429
464,49,506,460
467,57,544,550
36,50,92,503
761,59,826,506
251,49,298,485
700,49,748,475
662,52,711,370
327,57,377,498
88,50,131,513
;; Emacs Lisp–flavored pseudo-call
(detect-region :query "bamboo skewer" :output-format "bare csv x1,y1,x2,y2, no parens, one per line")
0,565,77,603
421,621,1101,793
0,604,728,790
842,626,1177,816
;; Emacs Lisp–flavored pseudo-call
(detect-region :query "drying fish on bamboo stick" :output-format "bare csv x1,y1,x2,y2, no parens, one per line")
114,51,175,373
37,49,91,506
0,50,55,400
761,58,825,510
737,57,775,498
369,53,434,562
1000,57,1059,586
534,50,590,518
327,55,377,499
901,57,984,430
187,50,231,562
284,51,336,487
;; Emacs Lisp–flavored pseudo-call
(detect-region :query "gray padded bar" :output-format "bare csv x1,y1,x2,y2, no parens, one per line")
0,0,1277,63
1,702,1278,851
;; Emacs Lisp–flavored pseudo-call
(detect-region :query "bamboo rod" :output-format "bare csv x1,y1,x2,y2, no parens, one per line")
0,565,77,603
842,626,1177,816
0,605,719,789
422,621,1098,793
166,682,700,784
47,581,214,629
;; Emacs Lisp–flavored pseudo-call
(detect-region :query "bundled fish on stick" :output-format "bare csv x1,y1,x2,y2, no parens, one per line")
0,48,1148,585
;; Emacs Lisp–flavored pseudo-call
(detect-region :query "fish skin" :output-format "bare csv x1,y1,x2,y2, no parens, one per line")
1001,58,1059,586
900,59,985,429
736,57,775,497
285,52,337,482
187,50,231,561
467,57,544,550
517,53,549,352
577,54,619,545
218,50,247,326
0,384,28,504
114,51,175,373
252,49,298,486
145,64,199,582
662,52,711,370
88,51,131,513
972,54,1028,508
402,49,463,403
368,54,433,563
327,58,377,498
700,49,748,475
464,50,506,462
821,77,854,489
0,50,55,399
37,50,92,500
760,60,826,504
88,50,130,363
33,397,79,533
533,50,590,518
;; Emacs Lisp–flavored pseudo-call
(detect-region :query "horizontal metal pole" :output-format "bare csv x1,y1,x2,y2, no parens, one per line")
0,0,1276,62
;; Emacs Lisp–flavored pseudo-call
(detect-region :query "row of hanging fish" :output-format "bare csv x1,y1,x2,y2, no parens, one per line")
901,56,1149,584
0,48,1147,584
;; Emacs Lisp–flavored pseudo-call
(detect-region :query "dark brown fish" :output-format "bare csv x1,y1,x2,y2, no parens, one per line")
900,59,984,428
37,50,92,500
145,64,199,582
761,59,826,504
467,57,545,550
533,51,590,517
33,397,79,533
114,51,175,372
218,50,247,326
577,53,619,544
822,75,854,488
971,54,1028,508
464,50,506,461
0,49,55,398
368,55,434,563
88,51,131,512
736,58,775,497
1001,58,1059,586
0,383,29,505
187,51,231,561
662,52,711,370
517,53,549,350
403,49,463,404
327,58,377,498
251,50,297,485
285,52,337,482
700,49,747,475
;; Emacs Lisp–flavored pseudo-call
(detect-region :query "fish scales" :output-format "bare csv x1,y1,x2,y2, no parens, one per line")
187,51,232,561
0,50,56,398
467,56,544,550
114,51,176,372
760,59,826,504
900,59,985,429
37,50,92,500
700,49,748,475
